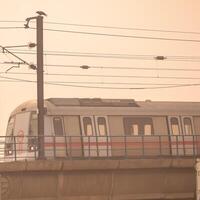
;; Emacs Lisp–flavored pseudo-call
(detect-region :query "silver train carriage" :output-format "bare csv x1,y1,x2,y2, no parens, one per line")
4,98,200,160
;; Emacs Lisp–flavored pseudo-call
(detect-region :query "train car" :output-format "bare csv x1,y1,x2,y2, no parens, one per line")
4,98,200,160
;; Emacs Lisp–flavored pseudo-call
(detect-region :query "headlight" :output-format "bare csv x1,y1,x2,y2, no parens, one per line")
6,150,13,155
28,145,37,152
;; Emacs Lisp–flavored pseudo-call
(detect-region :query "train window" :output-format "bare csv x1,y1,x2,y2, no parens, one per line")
97,117,107,136
170,117,180,135
144,124,152,135
131,124,139,135
29,113,37,136
183,118,193,135
124,117,153,136
83,117,93,136
53,117,64,136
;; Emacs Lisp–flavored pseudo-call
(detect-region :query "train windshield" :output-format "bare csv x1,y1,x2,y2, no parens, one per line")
5,116,15,156
6,117,15,137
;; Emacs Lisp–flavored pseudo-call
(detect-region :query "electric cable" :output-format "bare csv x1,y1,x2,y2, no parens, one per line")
2,71,200,80
4,50,200,62
30,27,200,43
1,20,200,35
1,75,200,90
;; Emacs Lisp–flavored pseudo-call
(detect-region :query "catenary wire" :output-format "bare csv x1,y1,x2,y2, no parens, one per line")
1,75,200,90
7,48,200,60
0,62,161,72
2,51,200,72
28,27,200,43
45,64,200,72
44,21,200,35
2,80,200,86
1,20,200,35
0,20,24,23
3,50,200,62
2,71,200,80
0,27,25,29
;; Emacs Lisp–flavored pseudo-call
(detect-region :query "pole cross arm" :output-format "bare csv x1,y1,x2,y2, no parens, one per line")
24,16,37,28
25,12,47,29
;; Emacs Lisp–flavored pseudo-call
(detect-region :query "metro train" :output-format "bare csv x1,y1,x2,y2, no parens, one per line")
4,98,200,160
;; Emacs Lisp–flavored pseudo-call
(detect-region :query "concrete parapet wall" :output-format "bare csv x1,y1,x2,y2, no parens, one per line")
0,158,196,172
0,158,196,200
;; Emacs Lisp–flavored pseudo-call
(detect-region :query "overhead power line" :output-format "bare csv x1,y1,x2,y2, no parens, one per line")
0,26,25,29
1,20,200,35
0,51,167,60
45,64,200,72
7,48,200,60
3,50,200,62
1,74,200,90
0,20,24,23
29,27,200,43
2,71,200,80
44,21,200,35
1,79,199,86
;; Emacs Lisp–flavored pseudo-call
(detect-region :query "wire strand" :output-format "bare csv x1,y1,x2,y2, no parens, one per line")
30,27,200,43
1,20,200,35
1,78,196,86
5,49,200,62
1,75,200,90
45,64,200,72
7,48,200,60
4,51,200,62
44,21,200,35
0,20,24,23
0,27,25,29
2,71,200,80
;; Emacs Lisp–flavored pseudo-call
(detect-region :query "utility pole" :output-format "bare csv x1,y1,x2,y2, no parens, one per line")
36,15,45,159
25,12,47,159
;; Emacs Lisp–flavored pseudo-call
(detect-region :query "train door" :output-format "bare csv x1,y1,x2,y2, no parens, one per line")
181,116,195,155
168,116,184,156
95,116,111,157
52,116,66,158
80,116,97,157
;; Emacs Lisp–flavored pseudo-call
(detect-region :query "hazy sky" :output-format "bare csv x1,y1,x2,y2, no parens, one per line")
1,0,200,134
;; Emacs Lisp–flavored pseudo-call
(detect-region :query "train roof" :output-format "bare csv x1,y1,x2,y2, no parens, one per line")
10,98,200,116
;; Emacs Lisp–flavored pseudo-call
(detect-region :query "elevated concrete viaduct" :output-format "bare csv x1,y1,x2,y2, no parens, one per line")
0,158,196,200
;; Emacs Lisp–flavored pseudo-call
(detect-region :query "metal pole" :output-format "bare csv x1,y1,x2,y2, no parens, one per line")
36,15,45,159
